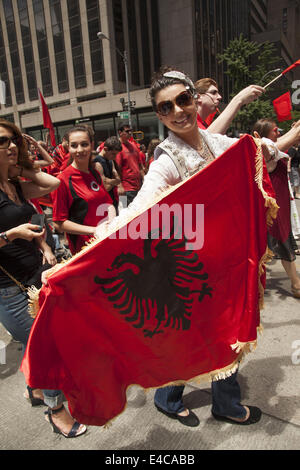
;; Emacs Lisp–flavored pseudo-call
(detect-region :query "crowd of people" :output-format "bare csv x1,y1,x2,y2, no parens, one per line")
1,64,300,439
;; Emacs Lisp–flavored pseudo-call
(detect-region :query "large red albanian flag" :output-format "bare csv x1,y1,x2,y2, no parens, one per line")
22,136,277,426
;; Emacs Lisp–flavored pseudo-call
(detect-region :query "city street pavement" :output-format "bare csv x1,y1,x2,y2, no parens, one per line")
0,203,300,451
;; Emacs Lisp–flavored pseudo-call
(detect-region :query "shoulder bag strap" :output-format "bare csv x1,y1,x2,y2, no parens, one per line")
0,264,27,292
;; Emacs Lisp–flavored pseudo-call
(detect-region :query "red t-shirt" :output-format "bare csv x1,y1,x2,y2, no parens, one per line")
52,165,112,254
197,112,217,129
197,114,209,129
115,142,142,191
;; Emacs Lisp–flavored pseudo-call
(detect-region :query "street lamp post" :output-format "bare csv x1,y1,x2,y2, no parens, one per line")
97,32,132,128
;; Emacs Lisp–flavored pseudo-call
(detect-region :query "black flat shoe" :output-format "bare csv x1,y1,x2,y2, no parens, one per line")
212,405,262,425
155,404,200,427
24,386,45,407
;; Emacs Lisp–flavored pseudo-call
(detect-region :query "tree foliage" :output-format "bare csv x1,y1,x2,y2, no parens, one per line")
217,34,281,132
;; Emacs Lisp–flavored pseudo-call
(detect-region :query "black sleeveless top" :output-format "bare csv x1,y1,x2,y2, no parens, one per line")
0,181,40,288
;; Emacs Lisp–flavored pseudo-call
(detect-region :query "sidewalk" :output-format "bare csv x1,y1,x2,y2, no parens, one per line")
0,207,300,450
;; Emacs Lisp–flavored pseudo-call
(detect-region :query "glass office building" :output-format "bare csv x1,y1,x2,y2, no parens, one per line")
0,0,161,144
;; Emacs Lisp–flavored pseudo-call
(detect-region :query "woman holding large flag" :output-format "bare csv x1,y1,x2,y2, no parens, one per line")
94,67,274,426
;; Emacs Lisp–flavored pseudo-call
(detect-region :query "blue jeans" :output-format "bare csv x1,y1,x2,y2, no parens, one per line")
0,285,63,408
154,371,246,419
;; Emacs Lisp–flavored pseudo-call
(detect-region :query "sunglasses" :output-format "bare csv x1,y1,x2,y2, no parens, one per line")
0,136,11,149
156,90,194,116
124,129,132,133
0,135,21,149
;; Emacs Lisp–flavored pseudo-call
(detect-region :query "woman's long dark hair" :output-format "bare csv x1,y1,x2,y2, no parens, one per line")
0,119,34,169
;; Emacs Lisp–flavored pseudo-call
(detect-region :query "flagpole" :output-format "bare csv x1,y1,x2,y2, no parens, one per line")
264,59,300,88
264,73,283,89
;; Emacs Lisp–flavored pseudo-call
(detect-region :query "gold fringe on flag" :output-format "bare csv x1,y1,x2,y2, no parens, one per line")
253,138,279,227
253,138,279,315
27,285,42,318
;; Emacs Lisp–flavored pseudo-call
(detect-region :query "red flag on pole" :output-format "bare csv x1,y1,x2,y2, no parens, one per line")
38,89,56,147
273,92,292,122
21,136,277,426
281,59,300,75
264,59,300,88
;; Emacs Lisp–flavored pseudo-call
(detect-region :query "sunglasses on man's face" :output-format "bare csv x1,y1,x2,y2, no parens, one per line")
156,90,194,116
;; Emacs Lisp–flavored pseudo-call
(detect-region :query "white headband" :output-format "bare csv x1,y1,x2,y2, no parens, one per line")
163,70,196,95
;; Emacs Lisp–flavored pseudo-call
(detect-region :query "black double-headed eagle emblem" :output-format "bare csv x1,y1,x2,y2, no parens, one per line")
94,217,212,338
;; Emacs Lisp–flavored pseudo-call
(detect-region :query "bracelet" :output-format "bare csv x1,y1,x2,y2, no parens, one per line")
0,232,10,244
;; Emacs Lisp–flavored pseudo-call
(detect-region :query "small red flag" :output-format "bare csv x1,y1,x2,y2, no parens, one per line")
282,59,300,75
273,92,292,122
38,89,56,147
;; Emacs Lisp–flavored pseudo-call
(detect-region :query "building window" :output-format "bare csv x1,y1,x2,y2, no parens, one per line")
32,0,53,97
94,117,116,144
3,0,25,104
0,113,14,122
256,0,267,17
194,0,250,103
127,0,140,86
282,8,288,33
17,0,38,101
49,0,69,93
86,0,105,84
112,0,126,84
139,0,151,86
150,0,161,71
0,20,12,107
136,111,158,146
67,0,87,89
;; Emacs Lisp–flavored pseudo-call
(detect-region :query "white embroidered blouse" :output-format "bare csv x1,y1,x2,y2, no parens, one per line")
95,129,238,238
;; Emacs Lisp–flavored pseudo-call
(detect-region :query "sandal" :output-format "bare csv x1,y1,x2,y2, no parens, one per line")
291,286,300,298
294,249,300,255
44,405,87,438
212,405,262,425
24,386,45,407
